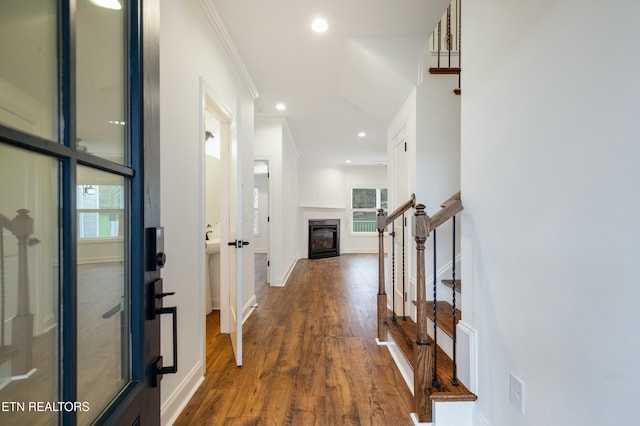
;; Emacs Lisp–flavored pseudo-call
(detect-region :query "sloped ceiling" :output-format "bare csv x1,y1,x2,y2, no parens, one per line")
211,0,450,166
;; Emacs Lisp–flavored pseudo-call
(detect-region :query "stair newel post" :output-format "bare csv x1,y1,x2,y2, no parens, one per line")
11,209,34,375
413,204,433,422
450,215,459,386
376,208,387,342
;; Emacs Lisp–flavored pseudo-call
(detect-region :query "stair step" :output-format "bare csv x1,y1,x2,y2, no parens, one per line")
425,301,461,339
441,279,462,292
384,313,476,402
429,67,461,75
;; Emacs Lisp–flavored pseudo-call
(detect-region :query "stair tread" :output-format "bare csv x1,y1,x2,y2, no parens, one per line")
408,301,461,339
441,279,462,292
425,301,461,339
384,312,476,402
429,67,461,75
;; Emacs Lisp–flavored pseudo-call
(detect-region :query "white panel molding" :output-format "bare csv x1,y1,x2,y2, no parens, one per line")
199,0,259,100
160,361,205,426
456,320,478,394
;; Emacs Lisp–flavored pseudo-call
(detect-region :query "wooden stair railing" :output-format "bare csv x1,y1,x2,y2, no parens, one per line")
429,0,462,95
376,192,467,423
376,194,415,342
412,191,463,422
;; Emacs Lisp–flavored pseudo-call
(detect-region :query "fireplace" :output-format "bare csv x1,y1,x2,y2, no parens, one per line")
308,219,340,259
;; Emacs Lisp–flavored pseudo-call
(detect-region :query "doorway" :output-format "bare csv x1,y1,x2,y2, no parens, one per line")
253,160,270,284
200,79,244,367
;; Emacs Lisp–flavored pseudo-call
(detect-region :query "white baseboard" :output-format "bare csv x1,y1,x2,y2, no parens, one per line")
272,256,299,287
160,361,204,426
242,294,257,325
211,297,220,310
410,412,433,425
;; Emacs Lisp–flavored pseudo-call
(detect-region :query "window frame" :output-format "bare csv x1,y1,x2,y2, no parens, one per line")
350,187,387,235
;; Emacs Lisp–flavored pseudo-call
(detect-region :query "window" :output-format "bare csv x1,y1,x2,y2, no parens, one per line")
77,184,125,238
351,188,387,233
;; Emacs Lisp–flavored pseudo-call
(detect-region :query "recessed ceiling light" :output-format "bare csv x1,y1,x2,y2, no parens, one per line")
346,160,352,164
358,131,366,138
311,18,329,33
90,0,122,10
275,103,286,111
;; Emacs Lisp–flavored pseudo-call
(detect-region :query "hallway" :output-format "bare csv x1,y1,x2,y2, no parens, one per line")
175,254,412,425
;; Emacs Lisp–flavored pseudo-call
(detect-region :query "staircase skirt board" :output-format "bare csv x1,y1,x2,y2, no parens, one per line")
383,312,476,402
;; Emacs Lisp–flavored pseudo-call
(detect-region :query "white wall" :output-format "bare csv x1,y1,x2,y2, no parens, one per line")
159,0,255,423
298,159,387,256
387,82,461,319
462,1,640,425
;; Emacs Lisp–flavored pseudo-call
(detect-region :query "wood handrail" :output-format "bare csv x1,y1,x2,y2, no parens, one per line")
0,213,13,232
383,194,416,227
428,191,462,232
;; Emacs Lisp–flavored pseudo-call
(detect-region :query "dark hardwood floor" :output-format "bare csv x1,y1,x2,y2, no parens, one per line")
175,254,413,425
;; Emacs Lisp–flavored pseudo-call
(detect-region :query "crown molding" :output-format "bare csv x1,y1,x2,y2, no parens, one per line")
199,0,260,100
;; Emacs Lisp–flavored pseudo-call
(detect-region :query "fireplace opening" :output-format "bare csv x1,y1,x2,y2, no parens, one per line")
308,219,340,259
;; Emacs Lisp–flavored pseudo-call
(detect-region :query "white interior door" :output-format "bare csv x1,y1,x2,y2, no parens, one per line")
228,100,243,366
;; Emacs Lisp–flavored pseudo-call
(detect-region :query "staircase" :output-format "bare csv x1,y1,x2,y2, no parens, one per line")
426,0,462,95
376,192,476,425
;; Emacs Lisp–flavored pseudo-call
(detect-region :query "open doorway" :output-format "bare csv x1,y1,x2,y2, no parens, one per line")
253,160,270,286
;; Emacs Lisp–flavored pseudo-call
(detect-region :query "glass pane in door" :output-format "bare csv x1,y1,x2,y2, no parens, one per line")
0,1,58,141
0,143,59,425
76,166,128,424
76,0,127,164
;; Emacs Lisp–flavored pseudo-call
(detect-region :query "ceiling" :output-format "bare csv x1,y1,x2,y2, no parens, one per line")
212,0,449,166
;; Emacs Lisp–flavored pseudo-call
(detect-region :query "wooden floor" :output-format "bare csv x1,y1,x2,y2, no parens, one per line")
175,254,413,425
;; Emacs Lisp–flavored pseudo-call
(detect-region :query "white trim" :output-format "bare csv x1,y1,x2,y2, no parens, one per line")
457,320,478,394
271,256,299,287
384,332,414,395
410,412,433,425
199,0,259,100
241,294,257,325
160,361,205,426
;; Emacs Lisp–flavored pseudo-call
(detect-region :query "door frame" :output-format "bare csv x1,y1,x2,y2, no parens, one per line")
198,79,233,357
253,157,272,285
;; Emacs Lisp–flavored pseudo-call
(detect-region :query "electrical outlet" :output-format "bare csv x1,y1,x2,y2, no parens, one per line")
509,372,525,414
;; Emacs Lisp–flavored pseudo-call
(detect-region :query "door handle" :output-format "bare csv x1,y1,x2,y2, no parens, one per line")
227,240,250,248
151,306,178,387
148,279,178,387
